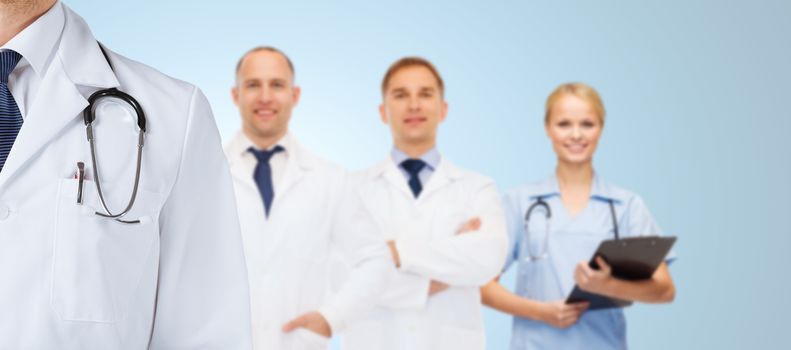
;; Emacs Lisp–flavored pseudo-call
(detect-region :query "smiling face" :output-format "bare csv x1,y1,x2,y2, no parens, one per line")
379,64,447,153
545,93,603,166
232,49,300,147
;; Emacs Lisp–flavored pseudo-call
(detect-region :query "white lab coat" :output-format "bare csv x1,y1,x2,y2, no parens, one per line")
225,132,392,350
340,156,508,350
0,3,252,349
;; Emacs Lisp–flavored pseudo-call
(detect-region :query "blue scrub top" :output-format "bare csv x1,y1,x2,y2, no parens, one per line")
502,173,676,350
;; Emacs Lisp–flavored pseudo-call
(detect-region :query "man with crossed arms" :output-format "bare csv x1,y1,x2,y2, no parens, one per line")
340,57,508,350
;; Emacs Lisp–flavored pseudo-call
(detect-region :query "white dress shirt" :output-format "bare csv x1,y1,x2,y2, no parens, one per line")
1,0,64,117
232,131,291,202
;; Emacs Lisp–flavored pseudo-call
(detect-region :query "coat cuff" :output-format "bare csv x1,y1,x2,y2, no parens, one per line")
395,237,426,275
377,270,431,310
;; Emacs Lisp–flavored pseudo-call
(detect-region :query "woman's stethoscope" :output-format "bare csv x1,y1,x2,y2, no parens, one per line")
522,196,620,261
76,44,147,224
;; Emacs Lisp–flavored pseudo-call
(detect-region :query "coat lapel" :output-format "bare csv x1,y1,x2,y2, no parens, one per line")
377,155,462,202
0,62,86,189
0,5,118,190
225,133,260,195
273,150,305,207
381,158,416,201
417,157,462,201
260,136,311,266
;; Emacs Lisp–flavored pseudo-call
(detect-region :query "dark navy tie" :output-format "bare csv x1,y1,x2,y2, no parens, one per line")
249,146,284,217
0,50,23,173
401,158,427,198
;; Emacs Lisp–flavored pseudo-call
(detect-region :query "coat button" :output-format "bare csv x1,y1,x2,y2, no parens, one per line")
0,205,9,220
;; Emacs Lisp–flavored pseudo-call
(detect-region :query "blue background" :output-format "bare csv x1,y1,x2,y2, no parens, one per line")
66,0,791,348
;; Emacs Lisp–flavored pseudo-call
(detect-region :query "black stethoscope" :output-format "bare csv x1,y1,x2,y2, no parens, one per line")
522,196,620,261
76,44,147,224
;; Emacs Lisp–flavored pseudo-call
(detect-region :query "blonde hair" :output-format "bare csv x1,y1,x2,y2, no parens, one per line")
544,82,605,125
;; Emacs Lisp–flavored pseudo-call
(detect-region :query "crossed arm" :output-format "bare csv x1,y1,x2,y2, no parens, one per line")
382,181,509,304
386,217,482,296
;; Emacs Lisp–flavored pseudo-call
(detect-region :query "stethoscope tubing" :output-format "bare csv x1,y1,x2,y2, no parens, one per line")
523,196,620,261
79,44,147,225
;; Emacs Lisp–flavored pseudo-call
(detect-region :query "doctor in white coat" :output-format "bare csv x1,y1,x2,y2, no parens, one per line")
225,47,392,350
0,1,252,349
340,57,509,350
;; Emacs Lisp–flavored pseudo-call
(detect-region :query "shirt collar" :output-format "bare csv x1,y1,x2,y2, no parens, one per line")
1,1,65,78
240,131,293,155
528,175,561,201
390,146,440,171
589,173,622,204
530,171,620,203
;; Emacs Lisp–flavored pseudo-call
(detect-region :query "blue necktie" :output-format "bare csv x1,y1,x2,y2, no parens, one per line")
401,158,427,198
249,146,284,217
0,50,23,173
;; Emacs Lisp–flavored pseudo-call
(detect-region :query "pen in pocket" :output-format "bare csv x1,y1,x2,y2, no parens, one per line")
76,162,85,204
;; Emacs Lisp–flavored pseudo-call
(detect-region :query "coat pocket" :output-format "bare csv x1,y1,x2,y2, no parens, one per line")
292,328,330,350
51,178,162,323
340,320,386,350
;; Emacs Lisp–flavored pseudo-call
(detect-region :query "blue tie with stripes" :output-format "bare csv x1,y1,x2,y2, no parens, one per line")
0,50,23,173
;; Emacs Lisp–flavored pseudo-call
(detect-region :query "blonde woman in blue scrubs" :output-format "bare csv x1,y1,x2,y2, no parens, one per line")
481,83,676,349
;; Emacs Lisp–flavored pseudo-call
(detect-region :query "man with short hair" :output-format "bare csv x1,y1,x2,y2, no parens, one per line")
339,57,508,350
225,46,392,349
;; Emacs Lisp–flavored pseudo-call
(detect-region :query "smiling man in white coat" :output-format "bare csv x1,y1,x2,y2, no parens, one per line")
0,0,252,349
339,57,509,350
225,46,392,349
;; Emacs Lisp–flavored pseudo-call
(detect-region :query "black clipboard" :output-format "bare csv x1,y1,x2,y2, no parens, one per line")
565,236,676,310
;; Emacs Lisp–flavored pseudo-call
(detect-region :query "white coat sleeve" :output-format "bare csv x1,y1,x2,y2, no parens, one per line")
395,180,509,287
148,88,253,349
374,269,431,311
318,176,394,333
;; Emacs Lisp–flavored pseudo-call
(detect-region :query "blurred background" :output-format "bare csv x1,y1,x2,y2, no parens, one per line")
67,0,791,348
